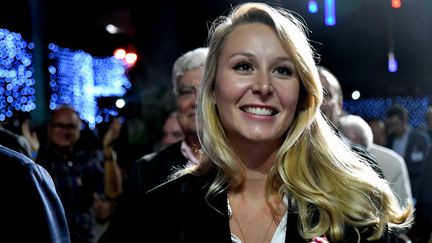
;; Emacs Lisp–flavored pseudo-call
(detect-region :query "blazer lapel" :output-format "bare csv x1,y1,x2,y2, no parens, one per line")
180,177,232,243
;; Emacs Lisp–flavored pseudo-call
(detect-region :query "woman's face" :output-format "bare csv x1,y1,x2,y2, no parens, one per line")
214,23,300,146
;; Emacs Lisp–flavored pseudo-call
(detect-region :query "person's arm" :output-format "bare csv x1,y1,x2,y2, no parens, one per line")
98,158,147,243
21,119,40,159
102,118,123,199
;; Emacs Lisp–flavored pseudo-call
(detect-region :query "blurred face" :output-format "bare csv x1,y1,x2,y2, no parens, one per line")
385,115,405,137
214,23,300,146
320,70,343,126
161,114,184,146
175,68,203,137
368,120,387,146
48,108,81,148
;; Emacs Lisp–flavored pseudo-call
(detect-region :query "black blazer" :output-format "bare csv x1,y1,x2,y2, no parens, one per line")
100,168,399,243
99,141,190,243
414,146,432,240
402,130,430,198
127,141,188,194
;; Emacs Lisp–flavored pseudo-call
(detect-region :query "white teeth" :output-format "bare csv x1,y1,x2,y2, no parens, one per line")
244,107,273,116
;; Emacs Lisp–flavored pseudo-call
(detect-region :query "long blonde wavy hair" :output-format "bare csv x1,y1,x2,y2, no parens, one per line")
186,2,412,242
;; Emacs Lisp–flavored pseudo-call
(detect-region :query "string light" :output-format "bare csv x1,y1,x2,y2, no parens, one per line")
0,28,36,121
48,43,131,128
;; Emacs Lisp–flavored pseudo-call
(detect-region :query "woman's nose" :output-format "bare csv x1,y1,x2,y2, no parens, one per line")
252,73,273,97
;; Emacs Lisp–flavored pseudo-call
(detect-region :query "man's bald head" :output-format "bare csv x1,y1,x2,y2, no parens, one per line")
318,66,344,127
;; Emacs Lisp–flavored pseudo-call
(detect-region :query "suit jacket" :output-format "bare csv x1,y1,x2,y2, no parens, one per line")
1,145,70,243
129,141,187,193
388,130,430,198
414,146,432,240
100,166,399,243
99,141,189,243
369,144,412,206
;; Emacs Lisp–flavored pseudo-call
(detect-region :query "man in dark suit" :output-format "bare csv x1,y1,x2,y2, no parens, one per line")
127,47,208,193
1,144,70,242
99,47,208,243
414,146,432,242
384,104,430,200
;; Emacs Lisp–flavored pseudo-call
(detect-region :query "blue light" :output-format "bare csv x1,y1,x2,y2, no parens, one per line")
48,44,131,128
388,59,398,72
0,28,36,118
344,96,429,129
48,65,57,74
308,0,318,13
388,52,398,72
96,115,103,123
324,0,336,26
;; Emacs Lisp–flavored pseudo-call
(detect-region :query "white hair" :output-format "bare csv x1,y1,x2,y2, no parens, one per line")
339,114,374,150
171,47,209,96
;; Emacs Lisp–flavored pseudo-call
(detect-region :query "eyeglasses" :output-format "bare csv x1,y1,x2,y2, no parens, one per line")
50,123,79,130
177,85,198,100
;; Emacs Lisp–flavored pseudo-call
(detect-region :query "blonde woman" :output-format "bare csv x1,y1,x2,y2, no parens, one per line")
99,2,412,243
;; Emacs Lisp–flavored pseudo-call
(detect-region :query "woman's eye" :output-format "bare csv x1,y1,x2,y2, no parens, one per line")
233,62,252,72
275,66,293,76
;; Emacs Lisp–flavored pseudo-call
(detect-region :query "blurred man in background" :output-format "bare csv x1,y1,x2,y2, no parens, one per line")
142,111,184,161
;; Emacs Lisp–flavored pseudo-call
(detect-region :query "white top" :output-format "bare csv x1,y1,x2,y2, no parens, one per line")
228,196,288,243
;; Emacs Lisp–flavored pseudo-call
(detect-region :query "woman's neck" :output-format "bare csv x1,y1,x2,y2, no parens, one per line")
230,136,281,168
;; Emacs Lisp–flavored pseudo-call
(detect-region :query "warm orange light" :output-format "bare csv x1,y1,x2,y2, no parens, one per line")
114,49,126,59
392,0,401,8
124,53,138,65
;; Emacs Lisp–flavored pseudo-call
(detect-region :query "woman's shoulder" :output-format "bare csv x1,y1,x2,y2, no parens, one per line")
144,171,214,200
139,170,224,224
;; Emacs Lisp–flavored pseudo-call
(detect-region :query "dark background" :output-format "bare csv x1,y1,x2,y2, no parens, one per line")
2,0,432,100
